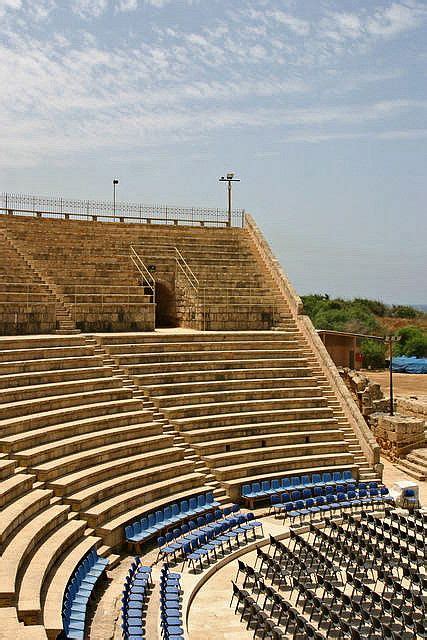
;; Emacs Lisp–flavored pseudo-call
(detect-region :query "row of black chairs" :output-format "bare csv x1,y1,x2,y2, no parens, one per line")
289,526,426,631
302,523,425,613
236,532,426,639
230,580,325,639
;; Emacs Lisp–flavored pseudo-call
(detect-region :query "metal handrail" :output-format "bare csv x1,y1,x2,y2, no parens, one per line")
129,246,156,303
174,247,199,292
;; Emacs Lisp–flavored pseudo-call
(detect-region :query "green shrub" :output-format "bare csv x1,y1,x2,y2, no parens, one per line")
360,340,386,369
391,305,418,318
394,326,427,357
353,298,389,317
403,335,427,358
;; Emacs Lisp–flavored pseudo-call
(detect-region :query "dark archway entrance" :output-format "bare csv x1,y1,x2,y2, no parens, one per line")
155,281,177,327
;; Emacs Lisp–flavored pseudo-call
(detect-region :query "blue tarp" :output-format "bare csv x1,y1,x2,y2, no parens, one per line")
392,356,427,374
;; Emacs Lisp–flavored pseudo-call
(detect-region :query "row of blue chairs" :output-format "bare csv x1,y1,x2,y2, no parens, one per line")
121,559,152,640
274,487,393,523
63,547,108,639
242,470,356,501
159,513,263,570
125,491,219,545
160,565,183,640
269,483,391,515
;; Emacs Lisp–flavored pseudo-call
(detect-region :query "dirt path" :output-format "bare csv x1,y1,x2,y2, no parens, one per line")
361,370,427,397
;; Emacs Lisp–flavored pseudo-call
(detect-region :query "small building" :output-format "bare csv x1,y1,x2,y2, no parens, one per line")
317,329,363,370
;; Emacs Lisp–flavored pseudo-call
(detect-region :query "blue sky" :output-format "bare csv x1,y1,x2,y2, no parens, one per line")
0,0,426,304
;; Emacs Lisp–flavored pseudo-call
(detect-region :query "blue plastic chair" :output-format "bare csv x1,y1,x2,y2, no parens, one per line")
322,472,332,486
197,494,206,511
206,491,219,506
290,476,301,490
171,503,180,521
287,501,302,523
311,473,322,486
250,482,261,497
188,498,198,515
343,470,354,482
300,474,311,488
269,494,282,516
147,513,157,533
281,477,291,490
265,478,279,495
180,500,189,514
333,471,344,486
316,496,330,513
242,484,251,497
261,480,271,495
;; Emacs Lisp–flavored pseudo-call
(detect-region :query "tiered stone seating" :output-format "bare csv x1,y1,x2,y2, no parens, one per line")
133,233,289,329
0,334,206,552
1,215,290,331
0,227,55,334
99,331,356,500
0,216,154,332
0,446,90,631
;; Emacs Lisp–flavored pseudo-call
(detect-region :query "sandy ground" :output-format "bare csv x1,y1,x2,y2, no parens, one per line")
361,370,427,398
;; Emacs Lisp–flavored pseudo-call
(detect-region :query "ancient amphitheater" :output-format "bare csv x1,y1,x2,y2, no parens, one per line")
0,200,424,640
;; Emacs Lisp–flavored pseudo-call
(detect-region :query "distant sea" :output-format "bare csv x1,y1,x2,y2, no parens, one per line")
413,304,427,312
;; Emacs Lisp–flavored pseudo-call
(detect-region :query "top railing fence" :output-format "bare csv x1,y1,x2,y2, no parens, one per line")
0,192,245,228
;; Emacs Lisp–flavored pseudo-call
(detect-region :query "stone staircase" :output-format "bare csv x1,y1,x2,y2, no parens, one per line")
88,333,229,505
0,225,78,335
395,448,427,481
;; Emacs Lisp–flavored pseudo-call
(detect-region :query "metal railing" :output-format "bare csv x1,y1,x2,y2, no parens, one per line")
0,192,245,228
175,247,199,294
130,246,156,304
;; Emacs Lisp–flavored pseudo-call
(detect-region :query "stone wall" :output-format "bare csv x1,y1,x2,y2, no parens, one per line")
0,305,56,335
396,397,427,425
370,414,425,461
340,368,391,418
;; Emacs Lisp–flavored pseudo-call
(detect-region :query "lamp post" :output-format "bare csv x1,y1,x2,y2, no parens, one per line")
219,172,240,227
113,179,119,221
384,335,401,416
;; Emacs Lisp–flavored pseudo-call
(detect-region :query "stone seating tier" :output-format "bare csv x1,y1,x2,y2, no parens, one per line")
1,214,290,331
99,332,355,490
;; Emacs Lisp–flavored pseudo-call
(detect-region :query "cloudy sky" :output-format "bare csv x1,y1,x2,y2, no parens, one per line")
1,0,426,304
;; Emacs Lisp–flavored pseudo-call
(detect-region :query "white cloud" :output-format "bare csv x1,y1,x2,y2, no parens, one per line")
116,0,137,10
0,0,426,169
0,0,21,16
268,9,310,36
72,0,107,19
367,2,426,37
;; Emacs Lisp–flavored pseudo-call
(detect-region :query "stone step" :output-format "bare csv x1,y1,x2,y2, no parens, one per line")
395,457,427,481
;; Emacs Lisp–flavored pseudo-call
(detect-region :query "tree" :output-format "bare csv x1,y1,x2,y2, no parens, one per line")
360,340,386,369
391,305,419,319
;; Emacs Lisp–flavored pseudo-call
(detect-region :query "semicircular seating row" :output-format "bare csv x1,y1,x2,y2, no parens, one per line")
98,331,365,501
0,334,208,638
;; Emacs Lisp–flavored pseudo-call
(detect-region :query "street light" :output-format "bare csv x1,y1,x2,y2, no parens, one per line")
384,335,401,416
219,172,240,227
112,179,119,221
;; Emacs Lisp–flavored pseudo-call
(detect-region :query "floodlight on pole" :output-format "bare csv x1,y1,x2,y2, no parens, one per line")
113,179,119,221
219,172,240,227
